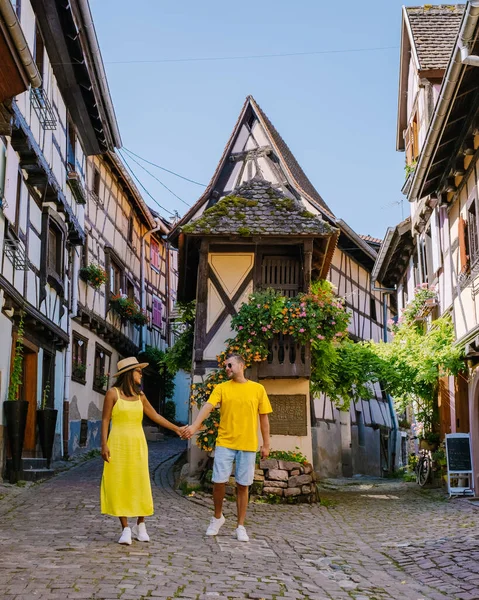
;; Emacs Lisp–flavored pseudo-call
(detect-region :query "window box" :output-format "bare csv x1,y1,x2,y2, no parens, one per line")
109,294,148,326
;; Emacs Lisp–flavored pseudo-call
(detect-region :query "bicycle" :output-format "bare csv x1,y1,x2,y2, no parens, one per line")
415,449,432,486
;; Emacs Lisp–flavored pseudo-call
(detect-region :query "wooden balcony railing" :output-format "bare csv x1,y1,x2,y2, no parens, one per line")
257,334,311,378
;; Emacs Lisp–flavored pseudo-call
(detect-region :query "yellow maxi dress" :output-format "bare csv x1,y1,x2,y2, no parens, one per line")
100,388,154,517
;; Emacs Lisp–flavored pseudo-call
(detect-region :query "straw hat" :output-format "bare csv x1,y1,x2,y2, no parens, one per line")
112,357,149,377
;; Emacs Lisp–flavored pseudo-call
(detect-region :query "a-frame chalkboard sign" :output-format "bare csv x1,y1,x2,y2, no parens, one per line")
445,433,474,497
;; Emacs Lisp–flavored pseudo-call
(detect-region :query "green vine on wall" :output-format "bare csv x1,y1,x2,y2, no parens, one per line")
8,312,25,402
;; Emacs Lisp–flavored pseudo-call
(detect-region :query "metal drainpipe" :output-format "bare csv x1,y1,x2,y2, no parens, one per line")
140,218,169,352
372,285,399,473
163,236,170,350
459,0,479,66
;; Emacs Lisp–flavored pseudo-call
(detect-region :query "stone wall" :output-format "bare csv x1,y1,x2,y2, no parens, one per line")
256,458,318,503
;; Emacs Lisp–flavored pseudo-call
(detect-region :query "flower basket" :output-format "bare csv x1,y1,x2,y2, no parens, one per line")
109,294,147,326
79,264,107,289
419,439,438,452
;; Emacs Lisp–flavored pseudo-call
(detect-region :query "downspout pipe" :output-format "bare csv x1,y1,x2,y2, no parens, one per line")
140,218,169,352
0,0,41,88
372,285,399,473
408,0,479,203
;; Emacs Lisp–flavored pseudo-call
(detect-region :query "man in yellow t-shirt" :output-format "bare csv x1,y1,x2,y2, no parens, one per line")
184,354,272,542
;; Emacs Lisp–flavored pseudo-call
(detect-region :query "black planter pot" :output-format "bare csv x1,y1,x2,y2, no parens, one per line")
4,400,29,483
37,408,58,468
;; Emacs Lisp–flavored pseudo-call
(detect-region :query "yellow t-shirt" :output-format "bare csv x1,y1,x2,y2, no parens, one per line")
207,380,273,452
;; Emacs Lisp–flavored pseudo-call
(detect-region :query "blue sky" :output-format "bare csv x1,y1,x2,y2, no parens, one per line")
90,1,420,239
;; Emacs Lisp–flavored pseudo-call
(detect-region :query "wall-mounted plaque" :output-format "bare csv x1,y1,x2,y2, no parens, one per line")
268,394,307,436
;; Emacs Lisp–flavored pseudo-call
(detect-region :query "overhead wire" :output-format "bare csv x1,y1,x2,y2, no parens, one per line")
123,147,206,187
118,149,176,218
102,45,399,65
121,148,191,207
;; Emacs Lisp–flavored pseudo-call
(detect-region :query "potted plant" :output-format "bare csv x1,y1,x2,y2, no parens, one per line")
4,313,29,483
419,431,440,451
72,357,87,381
109,294,148,326
79,263,107,289
36,380,58,468
95,373,109,391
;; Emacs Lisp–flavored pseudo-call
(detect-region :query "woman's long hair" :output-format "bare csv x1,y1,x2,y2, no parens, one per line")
115,369,141,398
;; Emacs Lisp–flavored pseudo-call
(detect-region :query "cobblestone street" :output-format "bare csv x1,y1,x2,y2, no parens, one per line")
1,439,479,600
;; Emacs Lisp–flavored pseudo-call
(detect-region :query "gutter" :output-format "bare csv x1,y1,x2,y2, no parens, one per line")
76,0,122,149
408,0,479,203
0,0,41,88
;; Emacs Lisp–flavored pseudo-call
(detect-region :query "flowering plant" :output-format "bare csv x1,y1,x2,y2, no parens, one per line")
95,373,110,391
189,281,350,451
189,370,225,451
109,294,148,326
72,357,87,380
392,284,437,329
225,281,350,364
79,263,107,289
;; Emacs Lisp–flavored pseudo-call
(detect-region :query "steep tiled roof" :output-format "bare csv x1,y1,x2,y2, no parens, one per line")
406,5,465,70
360,234,382,245
251,98,335,219
181,177,334,237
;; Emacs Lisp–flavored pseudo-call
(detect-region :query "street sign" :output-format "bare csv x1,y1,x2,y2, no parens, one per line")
445,433,474,497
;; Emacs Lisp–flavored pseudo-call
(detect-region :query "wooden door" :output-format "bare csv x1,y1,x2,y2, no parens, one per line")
23,348,38,455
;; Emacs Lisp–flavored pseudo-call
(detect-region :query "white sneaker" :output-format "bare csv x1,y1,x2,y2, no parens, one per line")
235,525,249,542
205,514,225,536
132,522,150,542
118,527,132,545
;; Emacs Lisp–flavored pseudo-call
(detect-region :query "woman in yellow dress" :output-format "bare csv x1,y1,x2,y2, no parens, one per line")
100,357,185,545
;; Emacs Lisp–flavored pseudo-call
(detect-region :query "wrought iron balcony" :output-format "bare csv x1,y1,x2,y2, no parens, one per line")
4,238,29,271
258,334,311,378
30,87,57,131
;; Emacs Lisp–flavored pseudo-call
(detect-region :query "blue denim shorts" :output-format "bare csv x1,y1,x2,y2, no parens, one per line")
212,445,256,486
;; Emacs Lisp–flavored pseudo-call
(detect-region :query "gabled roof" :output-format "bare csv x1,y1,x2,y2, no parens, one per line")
251,98,334,218
169,95,335,242
181,176,334,237
371,217,413,288
406,5,465,70
360,234,383,246
396,4,465,151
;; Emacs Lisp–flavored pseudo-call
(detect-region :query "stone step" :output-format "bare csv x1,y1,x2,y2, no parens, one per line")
6,459,55,482
143,426,165,442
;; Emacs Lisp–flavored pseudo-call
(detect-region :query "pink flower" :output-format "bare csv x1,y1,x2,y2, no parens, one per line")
317,334,325,340
299,328,305,333
238,326,243,330
300,302,306,307
267,324,272,329
248,338,252,343
331,321,336,325
261,326,267,332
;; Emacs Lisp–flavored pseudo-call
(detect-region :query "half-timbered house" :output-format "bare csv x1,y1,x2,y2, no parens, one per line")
68,151,172,454
387,3,479,491
170,96,395,478
0,0,120,475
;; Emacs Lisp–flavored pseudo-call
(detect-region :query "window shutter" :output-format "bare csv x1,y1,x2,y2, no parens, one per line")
430,209,442,273
459,216,469,273
151,240,159,269
152,297,162,327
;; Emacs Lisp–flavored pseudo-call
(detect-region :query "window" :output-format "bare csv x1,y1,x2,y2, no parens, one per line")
128,216,134,244
369,297,377,321
152,297,162,328
150,239,160,270
67,119,76,171
72,332,88,384
48,222,62,275
126,278,135,300
91,167,101,203
110,259,123,295
467,200,479,266
261,255,300,297
93,345,111,393
405,111,419,166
